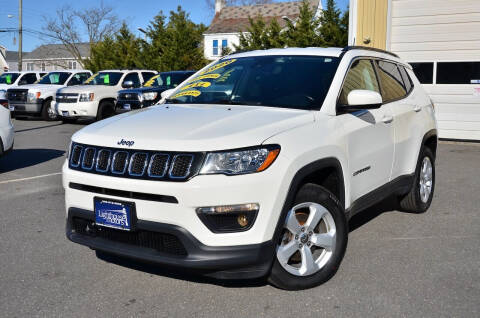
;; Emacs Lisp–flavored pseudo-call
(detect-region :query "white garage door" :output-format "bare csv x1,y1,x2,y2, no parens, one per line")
389,0,480,140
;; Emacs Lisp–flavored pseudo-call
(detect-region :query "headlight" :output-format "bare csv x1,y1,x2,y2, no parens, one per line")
200,145,280,175
0,90,6,99
79,92,94,102
27,91,41,102
142,92,158,101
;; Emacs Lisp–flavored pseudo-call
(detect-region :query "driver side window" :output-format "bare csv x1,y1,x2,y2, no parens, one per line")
123,73,141,88
338,59,380,105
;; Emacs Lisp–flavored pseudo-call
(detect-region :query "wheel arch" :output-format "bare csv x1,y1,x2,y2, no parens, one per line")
99,97,116,106
423,129,438,157
271,157,346,245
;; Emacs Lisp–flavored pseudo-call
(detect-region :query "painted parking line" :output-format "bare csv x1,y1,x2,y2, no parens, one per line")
0,172,62,184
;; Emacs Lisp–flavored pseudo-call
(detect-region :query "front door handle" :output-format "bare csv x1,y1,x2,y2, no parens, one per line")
413,105,422,112
382,115,394,124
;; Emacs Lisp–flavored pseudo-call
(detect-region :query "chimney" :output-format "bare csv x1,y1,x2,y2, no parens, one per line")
215,0,225,14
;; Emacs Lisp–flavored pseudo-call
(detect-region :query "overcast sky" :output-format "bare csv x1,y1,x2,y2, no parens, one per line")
0,0,349,52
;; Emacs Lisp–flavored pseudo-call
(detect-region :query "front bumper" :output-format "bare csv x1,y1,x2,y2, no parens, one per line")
66,207,274,279
9,100,43,115
54,100,98,118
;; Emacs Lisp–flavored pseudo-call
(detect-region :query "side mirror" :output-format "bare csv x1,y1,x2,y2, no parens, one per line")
341,90,383,112
122,80,134,88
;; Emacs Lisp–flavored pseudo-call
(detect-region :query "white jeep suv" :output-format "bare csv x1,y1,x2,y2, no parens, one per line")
7,70,92,121
54,70,156,122
63,47,437,290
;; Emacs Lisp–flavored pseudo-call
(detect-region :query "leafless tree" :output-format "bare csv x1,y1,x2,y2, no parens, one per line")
43,3,119,68
205,0,274,11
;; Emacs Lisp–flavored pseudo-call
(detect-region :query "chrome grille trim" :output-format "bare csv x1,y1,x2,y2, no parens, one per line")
128,152,149,177
169,154,194,179
147,154,170,178
81,147,96,170
111,151,129,175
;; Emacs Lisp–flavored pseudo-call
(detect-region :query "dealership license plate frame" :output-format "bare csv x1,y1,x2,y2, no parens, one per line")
94,197,137,231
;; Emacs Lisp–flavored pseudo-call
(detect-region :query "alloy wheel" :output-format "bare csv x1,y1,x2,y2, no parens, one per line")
419,156,433,203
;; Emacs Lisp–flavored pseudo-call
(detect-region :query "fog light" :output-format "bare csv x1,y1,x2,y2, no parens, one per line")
237,214,248,227
196,203,259,233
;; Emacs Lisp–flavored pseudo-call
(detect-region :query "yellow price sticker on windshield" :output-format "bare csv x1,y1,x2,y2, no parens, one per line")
180,81,211,91
186,73,221,83
84,73,98,84
144,75,159,87
170,90,201,99
199,59,236,75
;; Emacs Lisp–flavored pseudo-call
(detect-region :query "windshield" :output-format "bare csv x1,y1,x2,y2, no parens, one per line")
143,72,193,88
0,73,20,85
38,72,72,85
167,56,339,110
84,72,123,86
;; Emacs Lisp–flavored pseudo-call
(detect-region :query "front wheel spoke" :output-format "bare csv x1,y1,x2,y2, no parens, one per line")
305,204,327,231
285,210,301,234
311,232,334,250
277,240,298,264
299,246,317,275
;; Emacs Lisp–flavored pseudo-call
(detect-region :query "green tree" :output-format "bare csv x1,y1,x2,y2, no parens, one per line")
235,17,286,51
318,0,348,47
284,0,321,47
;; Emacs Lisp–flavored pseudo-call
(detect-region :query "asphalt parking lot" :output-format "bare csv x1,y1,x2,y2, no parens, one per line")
0,118,479,317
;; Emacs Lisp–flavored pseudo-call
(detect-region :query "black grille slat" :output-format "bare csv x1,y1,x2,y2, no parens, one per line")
7,89,28,102
71,217,187,256
56,93,79,103
148,154,169,178
82,148,96,170
118,93,140,101
96,149,111,172
129,153,148,176
170,155,194,178
112,151,129,174
69,143,199,181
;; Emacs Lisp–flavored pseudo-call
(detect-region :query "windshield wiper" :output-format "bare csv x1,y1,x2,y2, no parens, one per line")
165,98,182,104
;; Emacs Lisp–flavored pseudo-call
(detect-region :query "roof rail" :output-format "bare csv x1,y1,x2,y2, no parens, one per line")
342,46,399,58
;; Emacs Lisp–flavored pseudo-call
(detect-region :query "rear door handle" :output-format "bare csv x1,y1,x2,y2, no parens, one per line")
413,105,422,112
382,115,394,124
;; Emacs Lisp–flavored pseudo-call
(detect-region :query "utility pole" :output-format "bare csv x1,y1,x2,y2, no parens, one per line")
18,0,22,71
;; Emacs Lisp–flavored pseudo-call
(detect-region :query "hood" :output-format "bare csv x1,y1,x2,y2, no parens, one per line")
58,84,118,94
0,84,15,90
18,83,64,97
72,104,315,151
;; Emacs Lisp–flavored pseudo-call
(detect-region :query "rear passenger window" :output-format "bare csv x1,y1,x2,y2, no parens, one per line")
437,62,480,84
410,62,433,84
375,60,407,102
338,59,380,105
399,66,413,92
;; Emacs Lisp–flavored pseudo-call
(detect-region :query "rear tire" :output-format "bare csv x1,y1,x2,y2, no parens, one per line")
96,101,115,121
41,99,58,121
268,183,348,290
399,147,435,213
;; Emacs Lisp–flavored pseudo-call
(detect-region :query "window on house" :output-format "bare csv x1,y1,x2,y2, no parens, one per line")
437,62,480,84
41,62,46,72
221,39,228,53
26,63,34,71
68,61,77,70
409,62,434,84
213,40,219,56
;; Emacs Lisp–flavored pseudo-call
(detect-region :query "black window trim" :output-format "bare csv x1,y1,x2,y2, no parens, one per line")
335,56,415,114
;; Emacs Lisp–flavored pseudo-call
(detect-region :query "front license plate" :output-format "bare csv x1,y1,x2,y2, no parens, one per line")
94,198,134,231
123,104,131,110
8,105,14,111
62,111,69,117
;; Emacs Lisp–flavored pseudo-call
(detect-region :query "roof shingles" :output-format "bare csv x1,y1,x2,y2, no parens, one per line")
206,0,320,34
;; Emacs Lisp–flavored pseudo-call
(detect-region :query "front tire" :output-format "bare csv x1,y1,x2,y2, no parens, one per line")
96,101,115,121
41,99,58,121
399,147,435,213
268,183,348,290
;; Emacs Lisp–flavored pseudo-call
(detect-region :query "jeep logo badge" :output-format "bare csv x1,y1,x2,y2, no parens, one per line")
117,139,135,147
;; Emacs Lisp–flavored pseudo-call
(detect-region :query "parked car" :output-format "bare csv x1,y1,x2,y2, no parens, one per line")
63,47,437,290
54,70,157,122
0,71,46,111
7,70,92,121
0,102,14,156
115,71,195,114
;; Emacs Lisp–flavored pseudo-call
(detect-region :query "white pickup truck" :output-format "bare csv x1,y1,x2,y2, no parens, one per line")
7,70,92,120
0,71,45,107
54,70,157,122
